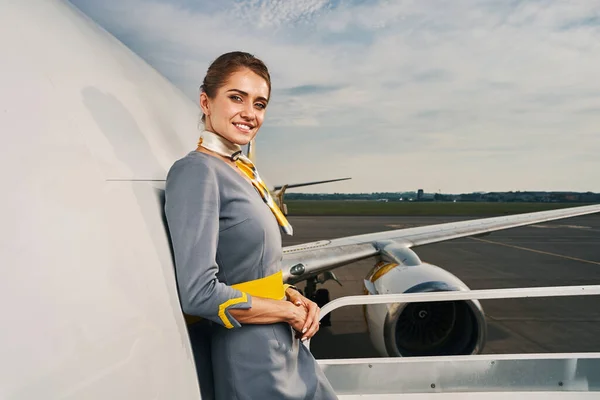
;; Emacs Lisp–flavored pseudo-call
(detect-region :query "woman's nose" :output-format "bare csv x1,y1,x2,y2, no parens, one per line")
240,103,254,119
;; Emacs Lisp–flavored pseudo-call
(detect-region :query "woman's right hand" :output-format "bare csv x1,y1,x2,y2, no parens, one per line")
285,301,309,336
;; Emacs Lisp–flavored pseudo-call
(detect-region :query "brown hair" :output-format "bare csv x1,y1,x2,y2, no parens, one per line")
200,51,271,122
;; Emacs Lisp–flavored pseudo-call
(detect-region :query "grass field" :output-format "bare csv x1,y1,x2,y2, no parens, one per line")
285,200,598,216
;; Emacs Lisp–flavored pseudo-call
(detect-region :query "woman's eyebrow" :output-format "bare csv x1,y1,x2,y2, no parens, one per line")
226,88,268,103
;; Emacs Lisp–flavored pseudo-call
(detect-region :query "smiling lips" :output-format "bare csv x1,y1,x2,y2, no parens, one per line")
233,122,253,133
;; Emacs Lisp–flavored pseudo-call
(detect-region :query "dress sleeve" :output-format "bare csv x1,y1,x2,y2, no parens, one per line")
164,158,252,329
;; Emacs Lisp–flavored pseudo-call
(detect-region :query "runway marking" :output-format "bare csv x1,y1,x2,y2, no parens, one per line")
530,224,600,233
531,224,592,229
469,237,600,266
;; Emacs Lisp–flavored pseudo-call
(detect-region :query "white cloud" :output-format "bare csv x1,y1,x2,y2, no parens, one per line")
70,0,600,193
232,0,331,29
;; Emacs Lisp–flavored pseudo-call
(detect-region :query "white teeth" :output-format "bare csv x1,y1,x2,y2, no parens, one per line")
235,123,251,130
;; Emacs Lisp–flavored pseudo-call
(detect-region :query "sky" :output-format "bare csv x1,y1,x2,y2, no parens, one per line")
70,0,600,194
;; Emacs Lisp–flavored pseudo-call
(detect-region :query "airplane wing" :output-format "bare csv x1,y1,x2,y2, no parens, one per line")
282,204,600,283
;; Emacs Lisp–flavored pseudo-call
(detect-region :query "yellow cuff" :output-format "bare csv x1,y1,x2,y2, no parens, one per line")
218,292,248,329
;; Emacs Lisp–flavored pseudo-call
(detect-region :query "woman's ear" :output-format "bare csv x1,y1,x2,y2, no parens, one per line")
199,92,210,117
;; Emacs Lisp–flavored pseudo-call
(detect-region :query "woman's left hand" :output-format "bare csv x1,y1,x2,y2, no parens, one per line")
286,288,321,341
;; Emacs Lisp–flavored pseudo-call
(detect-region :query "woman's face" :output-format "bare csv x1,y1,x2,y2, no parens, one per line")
200,68,269,146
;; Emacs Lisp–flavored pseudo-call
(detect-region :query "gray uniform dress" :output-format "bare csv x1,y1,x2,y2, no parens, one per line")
164,151,338,400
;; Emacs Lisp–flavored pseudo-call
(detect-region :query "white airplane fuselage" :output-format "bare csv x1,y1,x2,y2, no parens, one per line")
1,0,203,398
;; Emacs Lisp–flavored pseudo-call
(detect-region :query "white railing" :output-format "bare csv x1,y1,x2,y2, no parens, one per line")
306,284,600,350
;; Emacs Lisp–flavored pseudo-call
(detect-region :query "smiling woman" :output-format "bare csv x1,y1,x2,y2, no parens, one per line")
164,51,338,399
199,52,270,143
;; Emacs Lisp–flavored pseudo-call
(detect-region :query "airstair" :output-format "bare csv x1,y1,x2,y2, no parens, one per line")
312,285,600,399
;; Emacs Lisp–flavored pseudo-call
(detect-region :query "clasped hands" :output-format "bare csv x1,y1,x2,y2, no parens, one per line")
285,287,321,341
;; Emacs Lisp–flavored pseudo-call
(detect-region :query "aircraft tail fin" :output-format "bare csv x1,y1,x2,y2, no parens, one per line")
273,178,351,215
247,139,256,163
245,139,350,215
273,177,351,191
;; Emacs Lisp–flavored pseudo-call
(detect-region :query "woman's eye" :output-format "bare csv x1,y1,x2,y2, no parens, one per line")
229,95,242,102
255,103,266,110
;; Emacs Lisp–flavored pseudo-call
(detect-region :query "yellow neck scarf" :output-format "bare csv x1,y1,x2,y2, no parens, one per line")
197,130,293,236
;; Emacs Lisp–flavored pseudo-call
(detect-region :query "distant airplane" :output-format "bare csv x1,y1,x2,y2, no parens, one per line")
2,0,600,398
246,138,351,214
271,177,352,214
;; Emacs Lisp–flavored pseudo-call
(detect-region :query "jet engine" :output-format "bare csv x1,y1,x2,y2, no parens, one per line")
364,242,487,357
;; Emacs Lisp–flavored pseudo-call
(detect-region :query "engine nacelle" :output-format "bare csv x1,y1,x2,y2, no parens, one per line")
364,244,487,357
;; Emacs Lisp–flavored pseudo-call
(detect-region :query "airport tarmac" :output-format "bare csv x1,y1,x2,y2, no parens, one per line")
281,213,600,359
